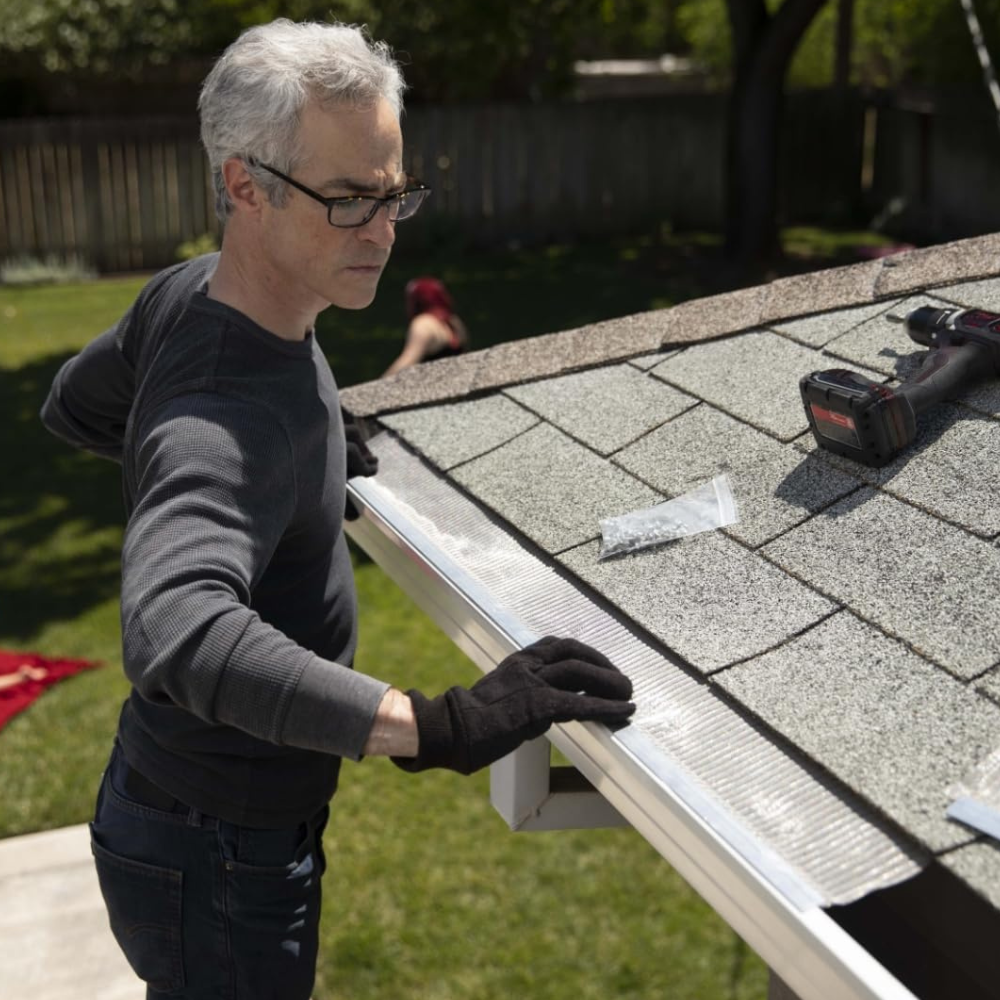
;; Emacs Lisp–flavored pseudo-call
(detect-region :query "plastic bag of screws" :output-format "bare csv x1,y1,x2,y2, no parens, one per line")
598,474,738,560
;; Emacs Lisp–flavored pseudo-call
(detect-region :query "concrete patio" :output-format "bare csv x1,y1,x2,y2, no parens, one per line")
0,823,143,999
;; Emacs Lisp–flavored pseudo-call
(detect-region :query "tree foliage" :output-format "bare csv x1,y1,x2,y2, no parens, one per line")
0,0,679,101
5,0,1000,100
678,0,1000,91
0,0,219,75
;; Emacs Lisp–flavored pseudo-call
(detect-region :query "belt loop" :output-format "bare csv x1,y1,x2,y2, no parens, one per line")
187,807,203,828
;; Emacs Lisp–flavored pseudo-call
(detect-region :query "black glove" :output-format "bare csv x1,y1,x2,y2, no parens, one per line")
343,410,379,521
392,636,635,775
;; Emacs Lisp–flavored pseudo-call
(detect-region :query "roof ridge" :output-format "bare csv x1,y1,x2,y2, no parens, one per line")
341,231,1000,418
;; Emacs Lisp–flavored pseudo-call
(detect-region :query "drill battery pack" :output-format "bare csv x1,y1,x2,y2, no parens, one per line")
800,369,915,468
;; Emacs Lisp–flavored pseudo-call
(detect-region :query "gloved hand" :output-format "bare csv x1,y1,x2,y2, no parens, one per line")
343,409,379,521
392,636,635,775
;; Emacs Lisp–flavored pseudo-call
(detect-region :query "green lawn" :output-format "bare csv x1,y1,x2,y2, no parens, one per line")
0,230,891,998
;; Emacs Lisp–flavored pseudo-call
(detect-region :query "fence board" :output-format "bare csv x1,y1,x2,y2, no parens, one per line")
2,92,997,272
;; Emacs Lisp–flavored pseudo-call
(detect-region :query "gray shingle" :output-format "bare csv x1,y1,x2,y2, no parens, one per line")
452,423,661,554
761,489,1000,679
657,285,771,347
503,364,696,456
975,668,1000,708
469,330,582,395
650,331,822,441
570,313,673,368
716,612,1000,851
771,300,903,348
559,533,835,673
760,260,885,322
380,395,539,470
940,841,1000,910
822,294,955,380
614,404,861,547
340,351,484,418
958,379,1000,419
932,276,1000,313
872,406,1000,538
873,233,1000,298
629,349,680,370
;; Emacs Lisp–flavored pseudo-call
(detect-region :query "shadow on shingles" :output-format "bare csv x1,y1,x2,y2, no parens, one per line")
774,402,973,519
886,346,934,381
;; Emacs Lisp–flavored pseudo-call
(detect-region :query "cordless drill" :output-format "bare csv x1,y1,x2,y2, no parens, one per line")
800,304,1000,467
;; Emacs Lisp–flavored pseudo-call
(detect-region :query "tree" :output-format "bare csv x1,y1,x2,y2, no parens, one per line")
679,0,1000,262
0,0,234,77
0,0,674,104
723,0,831,262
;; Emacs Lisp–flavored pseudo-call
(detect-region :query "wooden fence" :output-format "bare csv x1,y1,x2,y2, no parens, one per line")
2,90,995,273
0,117,215,272
869,90,1000,240
0,96,738,272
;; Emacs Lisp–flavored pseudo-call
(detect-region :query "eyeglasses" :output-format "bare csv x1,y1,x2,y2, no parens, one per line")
250,160,430,228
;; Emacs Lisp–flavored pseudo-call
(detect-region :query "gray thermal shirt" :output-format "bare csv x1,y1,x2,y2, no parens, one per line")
41,254,390,826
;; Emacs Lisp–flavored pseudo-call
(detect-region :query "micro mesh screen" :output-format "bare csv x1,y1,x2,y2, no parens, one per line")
362,433,925,905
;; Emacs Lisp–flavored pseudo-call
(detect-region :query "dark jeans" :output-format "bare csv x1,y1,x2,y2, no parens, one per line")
90,742,329,999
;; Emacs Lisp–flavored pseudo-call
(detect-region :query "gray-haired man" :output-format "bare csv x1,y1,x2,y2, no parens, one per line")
42,19,634,999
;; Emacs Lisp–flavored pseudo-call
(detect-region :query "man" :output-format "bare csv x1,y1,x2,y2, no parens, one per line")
41,19,634,1000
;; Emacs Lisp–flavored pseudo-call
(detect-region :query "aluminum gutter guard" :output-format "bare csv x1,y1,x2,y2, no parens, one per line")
345,434,922,1000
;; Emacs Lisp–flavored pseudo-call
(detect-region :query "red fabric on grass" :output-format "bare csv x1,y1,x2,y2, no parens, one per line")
0,650,101,730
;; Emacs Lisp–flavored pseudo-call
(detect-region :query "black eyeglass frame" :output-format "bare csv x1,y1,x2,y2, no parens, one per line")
249,159,430,229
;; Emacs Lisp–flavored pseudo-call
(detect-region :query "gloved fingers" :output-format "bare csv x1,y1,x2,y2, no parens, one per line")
345,438,379,477
344,422,367,446
534,658,633,701
540,690,636,726
347,448,379,478
525,635,561,649
521,636,615,670
343,411,379,478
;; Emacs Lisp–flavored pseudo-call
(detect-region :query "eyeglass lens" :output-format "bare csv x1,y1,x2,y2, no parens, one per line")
328,188,429,227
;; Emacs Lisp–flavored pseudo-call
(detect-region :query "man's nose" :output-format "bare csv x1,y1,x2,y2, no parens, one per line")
358,203,396,249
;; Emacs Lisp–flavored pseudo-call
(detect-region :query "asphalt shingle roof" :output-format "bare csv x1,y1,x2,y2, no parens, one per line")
559,533,835,672
716,611,998,851
503,364,696,456
613,404,860,547
761,489,1000,679
341,231,1000,912
380,395,539,470
650,331,822,441
449,423,661,553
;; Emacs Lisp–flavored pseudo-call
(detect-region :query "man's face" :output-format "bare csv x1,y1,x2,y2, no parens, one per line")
258,96,405,313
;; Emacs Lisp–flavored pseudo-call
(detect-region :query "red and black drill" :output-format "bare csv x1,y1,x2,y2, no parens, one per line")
800,304,1000,467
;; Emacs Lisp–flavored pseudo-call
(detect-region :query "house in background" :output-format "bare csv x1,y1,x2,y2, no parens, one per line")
341,232,1000,1000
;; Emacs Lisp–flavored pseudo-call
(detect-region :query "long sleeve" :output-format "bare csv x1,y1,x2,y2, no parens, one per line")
121,392,388,760
40,322,135,462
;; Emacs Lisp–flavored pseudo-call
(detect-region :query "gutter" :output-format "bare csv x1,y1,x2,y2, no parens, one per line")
345,437,921,1000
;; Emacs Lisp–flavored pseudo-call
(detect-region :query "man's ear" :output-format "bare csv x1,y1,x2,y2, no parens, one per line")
222,157,264,216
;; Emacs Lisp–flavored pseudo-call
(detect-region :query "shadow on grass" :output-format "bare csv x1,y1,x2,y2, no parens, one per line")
0,352,124,639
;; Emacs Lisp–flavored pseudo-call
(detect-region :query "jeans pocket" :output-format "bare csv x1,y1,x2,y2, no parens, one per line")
90,827,185,993
216,813,327,1000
